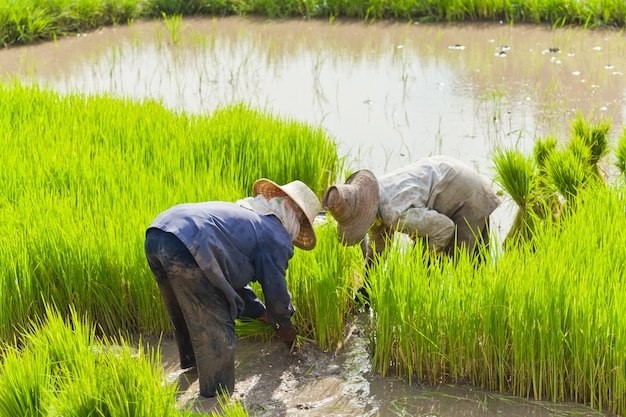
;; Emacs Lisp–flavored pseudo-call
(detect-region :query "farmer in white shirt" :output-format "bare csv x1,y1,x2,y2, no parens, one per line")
323,155,500,273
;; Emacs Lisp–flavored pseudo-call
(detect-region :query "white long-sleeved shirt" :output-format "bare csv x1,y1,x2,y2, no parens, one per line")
373,155,500,253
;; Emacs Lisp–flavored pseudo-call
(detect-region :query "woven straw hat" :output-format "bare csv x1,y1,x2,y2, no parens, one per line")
253,179,321,250
322,170,379,246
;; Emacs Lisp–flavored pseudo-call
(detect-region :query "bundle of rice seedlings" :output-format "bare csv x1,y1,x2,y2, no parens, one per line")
545,147,602,212
493,148,544,247
533,136,558,173
533,137,562,218
570,113,610,178
494,148,536,209
615,127,626,177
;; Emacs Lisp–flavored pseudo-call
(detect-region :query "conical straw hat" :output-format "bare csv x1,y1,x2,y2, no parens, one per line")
322,170,379,246
253,179,321,250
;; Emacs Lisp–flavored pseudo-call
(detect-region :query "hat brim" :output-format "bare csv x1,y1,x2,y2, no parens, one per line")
253,179,318,250
335,170,379,246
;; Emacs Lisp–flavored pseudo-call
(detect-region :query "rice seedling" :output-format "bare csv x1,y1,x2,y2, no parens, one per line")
162,12,185,44
544,144,594,208
569,113,611,178
494,114,613,247
287,218,363,352
0,82,342,343
0,306,186,417
234,318,274,342
492,147,548,247
615,126,626,176
365,184,626,416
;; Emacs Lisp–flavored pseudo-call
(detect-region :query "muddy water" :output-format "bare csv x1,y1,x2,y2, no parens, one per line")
156,318,608,416
2,18,622,416
2,17,626,241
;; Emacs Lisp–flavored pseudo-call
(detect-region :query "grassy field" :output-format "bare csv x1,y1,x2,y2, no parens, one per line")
0,82,345,416
0,82,342,339
3,1,626,414
2,0,626,47
3,82,626,415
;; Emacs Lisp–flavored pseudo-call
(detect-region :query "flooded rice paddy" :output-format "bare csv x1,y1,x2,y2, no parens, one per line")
157,316,610,416
3,17,626,241
2,17,623,416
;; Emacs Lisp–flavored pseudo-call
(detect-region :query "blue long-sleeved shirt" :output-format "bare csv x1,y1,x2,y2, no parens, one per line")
148,201,295,329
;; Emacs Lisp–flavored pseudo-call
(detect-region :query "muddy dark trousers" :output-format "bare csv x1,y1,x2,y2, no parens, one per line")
145,229,236,397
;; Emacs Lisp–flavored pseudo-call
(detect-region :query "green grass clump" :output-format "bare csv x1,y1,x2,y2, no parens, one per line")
366,184,626,416
3,0,626,47
494,114,610,247
0,82,341,342
0,307,182,417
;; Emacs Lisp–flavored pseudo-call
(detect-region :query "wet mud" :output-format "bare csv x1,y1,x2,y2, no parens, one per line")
155,315,611,416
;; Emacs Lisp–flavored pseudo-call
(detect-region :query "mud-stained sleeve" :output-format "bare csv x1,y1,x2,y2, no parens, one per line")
255,251,295,330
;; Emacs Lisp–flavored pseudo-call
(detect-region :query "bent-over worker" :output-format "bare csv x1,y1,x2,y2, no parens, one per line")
323,155,500,270
144,179,321,397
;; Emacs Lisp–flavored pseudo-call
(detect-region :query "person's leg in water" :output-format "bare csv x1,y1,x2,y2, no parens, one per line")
145,229,236,397
145,229,195,368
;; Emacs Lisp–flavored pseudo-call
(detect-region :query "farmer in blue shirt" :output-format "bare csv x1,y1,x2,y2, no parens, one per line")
144,179,321,398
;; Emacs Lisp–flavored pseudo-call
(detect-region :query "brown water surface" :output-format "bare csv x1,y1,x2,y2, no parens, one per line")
3,17,626,239
3,18,623,416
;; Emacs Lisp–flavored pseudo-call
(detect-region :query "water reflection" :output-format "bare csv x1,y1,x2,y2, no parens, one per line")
2,17,626,239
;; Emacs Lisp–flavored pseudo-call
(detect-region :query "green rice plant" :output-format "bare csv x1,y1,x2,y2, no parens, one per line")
0,344,51,416
544,142,603,210
0,82,341,343
0,306,185,417
235,318,274,341
287,218,363,352
615,126,626,177
365,184,626,416
161,12,185,44
493,148,536,210
204,395,249,417
501,185,626,412
495,115,613,247
367,237,497,386
533,136,558,174
492,148,549,247
533,136,562,211
569,113,610,178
